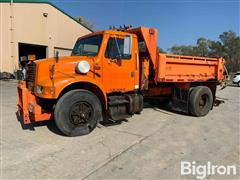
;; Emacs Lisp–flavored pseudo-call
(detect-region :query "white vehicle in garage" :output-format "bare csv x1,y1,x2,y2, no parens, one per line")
232,72,240,86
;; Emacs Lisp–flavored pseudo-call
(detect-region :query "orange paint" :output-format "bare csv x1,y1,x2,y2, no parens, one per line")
157,53,224,82
18,81,52,124
17,26,225,124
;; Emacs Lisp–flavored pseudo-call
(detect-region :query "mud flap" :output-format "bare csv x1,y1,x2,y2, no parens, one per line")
171,87,191,114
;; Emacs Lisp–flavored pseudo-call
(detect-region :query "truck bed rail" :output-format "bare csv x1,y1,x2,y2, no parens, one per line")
156,53,225,83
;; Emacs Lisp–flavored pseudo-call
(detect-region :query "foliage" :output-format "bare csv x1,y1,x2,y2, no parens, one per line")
157,47,166,53
75,16,94,30
168,31,240,72
170,45,196,56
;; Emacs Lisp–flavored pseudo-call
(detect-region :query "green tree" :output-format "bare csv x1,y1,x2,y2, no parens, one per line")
75,16,94,30
169,31,240,72
169,45,195,55
208,40,225,58
157,47,166,53
209,31,240,72
195,38,209,57
169,38,210,57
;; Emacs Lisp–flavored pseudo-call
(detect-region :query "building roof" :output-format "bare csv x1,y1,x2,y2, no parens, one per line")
0,0,93,32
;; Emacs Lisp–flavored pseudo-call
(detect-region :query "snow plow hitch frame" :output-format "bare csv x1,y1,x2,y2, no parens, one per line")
17,81,52,124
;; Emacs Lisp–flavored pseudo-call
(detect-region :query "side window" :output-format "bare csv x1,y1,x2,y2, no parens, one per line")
105,37,131,59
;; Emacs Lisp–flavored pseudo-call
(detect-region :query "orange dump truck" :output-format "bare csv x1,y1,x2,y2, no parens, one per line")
18,27,225,136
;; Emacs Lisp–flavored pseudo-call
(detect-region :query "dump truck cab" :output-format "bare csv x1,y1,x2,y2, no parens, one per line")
32,30,140,99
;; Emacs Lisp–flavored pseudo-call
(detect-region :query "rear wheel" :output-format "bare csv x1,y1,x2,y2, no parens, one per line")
54,89,102,136
189,86,213,117
238,81,240,87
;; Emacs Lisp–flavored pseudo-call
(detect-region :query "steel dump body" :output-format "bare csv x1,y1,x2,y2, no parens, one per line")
156,53,225,83
128,27,225,84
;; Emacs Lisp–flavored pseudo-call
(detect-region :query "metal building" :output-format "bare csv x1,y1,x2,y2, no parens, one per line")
0,0,92,76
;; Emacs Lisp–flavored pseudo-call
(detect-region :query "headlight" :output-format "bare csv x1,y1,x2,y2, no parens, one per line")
76,60,90,74
36,85,44,94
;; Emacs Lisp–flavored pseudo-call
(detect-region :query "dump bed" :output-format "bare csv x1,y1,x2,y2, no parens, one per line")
156,53,225,83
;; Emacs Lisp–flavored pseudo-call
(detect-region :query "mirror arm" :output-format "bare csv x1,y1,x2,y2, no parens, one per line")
54,51,59,63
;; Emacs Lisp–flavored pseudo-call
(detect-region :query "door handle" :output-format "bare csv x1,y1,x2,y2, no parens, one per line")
131,71,135,77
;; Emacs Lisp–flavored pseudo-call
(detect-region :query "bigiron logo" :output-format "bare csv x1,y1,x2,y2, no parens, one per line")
181,161,239,179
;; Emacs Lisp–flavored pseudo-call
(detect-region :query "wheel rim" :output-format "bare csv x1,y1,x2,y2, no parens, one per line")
69,101,94,126
199,94,208,109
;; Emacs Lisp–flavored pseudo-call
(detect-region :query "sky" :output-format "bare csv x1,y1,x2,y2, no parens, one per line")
49,0,239,51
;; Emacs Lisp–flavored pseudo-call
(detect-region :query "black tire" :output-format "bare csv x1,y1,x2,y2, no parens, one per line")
238,81,240,87
54,89,102,136
189,86,213,117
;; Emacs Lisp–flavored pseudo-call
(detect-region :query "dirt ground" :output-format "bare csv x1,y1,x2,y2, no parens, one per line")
1,80,239,179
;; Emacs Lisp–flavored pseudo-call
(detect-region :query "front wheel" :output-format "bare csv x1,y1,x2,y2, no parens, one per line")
189,86,213,117
54,89,102,136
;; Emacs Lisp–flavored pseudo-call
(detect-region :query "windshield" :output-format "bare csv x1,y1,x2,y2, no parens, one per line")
71,35,103,56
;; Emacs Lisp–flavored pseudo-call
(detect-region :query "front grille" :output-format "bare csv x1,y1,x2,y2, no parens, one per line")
26,62,36,91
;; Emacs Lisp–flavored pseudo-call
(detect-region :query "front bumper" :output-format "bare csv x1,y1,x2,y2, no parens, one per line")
17,80,52,124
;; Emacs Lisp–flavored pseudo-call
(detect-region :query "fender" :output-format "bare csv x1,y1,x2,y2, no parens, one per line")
35,75,108,109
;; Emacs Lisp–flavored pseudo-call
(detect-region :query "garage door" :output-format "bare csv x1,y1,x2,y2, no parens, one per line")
54,47,72,57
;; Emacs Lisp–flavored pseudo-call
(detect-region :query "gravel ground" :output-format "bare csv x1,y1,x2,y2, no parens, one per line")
1,80,239,179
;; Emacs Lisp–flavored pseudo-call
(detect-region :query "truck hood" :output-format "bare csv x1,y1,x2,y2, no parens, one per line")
34,56,96,86
34,56,94,66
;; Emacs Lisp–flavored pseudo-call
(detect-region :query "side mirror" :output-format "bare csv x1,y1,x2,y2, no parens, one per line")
123,36,132,57
55,51,59,63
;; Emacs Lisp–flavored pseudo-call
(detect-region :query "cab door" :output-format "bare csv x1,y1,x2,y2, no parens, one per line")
102,34,136,93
